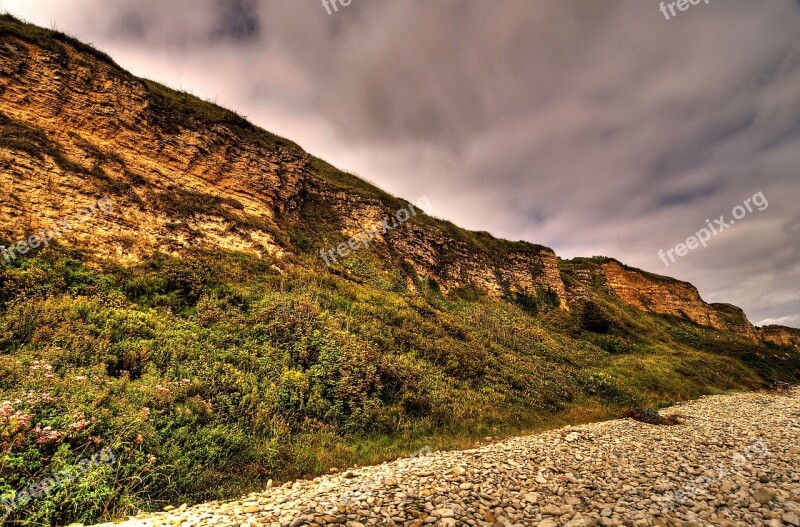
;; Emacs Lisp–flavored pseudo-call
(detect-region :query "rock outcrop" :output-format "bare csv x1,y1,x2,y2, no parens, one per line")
600,261,730,330
0,15,794,335
758,325,800,350
562,259,774,342
311,184,567,304
711,303,759,340
0,16,567,308
0,26,307,264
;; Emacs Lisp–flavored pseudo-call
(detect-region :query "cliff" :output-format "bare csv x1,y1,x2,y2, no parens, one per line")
0,14,793,341
759,326,800,351
560,258,776,342
0,15,565,307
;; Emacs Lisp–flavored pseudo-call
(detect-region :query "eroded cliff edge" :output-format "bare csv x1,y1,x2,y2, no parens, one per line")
0,17,566,307
0,15,795,346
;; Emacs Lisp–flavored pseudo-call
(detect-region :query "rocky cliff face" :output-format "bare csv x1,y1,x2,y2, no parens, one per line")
710,303,759,341
559,259,770,341
0,17,566,306
759,326,800,350
599,262,767,340
1,15,795,341
600,261,729,328
303,182,567,303
0,27,308,264
386,224,566,304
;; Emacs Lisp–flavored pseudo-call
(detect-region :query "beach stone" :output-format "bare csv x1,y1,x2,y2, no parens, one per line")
86,389,800,527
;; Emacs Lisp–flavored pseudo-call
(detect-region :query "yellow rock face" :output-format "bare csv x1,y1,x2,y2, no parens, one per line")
0,27,569,307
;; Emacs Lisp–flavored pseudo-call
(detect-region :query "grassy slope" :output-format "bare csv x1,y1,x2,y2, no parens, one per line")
1,13,799,526
1,247,797,525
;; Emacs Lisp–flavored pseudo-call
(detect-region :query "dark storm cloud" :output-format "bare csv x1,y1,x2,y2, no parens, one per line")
655,183,719,210
213,0,260,42
1,0,798,327
100,0,259,45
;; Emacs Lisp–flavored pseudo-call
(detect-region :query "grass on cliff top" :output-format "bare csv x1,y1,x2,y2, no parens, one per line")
0,14,119,68
304,157,551,271
1,245,797,526
2,9,553,268
562,256,698,287
141,79,303,152
0,14,301,154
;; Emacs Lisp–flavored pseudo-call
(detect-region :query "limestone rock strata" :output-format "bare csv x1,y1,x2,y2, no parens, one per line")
312,186,567,304
0,24,567,305
600,261,730,332
1,17,794,335
758,326,800,350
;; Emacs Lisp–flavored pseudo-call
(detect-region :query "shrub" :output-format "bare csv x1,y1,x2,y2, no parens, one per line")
581,301,613,333
513,293,540,316
0,247,792,525
541,288,560,309
623,407,683,425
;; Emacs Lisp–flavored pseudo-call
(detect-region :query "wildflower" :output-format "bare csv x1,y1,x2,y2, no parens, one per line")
1,401,33,433
189,395,213,412
33,425,61,444
68,419,91,432
0,401,13,419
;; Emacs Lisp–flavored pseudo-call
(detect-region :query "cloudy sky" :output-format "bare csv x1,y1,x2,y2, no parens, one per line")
2,0,798,328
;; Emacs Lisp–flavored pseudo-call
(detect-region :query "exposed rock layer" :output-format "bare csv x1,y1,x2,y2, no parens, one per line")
0,23,565,306
0,17,794,340
599,262,770,341
601,262,728,330
759,326,800,350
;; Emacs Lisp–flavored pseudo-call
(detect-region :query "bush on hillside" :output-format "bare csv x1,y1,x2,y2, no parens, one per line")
581,301,613,333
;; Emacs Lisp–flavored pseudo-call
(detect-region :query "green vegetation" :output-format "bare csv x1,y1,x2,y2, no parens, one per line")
1,246,797,526
0,14,118,69
0,13,299,153
141,79,300,152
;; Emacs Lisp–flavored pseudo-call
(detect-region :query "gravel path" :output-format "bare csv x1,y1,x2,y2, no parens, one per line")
93,389,800,527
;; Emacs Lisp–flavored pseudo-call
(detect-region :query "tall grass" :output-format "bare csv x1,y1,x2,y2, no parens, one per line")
1,247,796,525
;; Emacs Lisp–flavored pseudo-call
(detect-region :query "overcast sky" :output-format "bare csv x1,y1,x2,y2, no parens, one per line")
2,0,798,328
